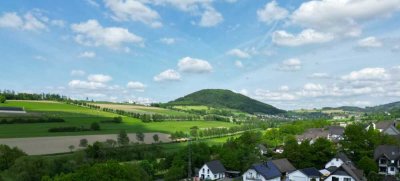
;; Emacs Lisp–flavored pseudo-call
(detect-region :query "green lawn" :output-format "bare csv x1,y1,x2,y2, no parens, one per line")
0,101,236,138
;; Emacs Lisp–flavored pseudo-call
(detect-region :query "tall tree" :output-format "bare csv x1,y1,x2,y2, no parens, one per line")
118,130,130,146
136,132,145,143
153,134,159,143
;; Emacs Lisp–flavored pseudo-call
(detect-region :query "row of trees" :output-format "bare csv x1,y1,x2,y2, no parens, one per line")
0,118,65,124
48,122,100,132
0,90,67,101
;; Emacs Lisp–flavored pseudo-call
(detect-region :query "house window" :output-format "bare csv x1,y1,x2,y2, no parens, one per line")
332,177,339,181
344,178,351,181
202,168,204,173
390,167,395,171
207,169,209,174
214,174,217,178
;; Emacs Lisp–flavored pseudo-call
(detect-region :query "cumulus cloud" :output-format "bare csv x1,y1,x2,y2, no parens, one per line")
126,81,146,92
177,57,213,73
278,58,302,71
0,12,47,31
104,0,162,28
78,51,96,58
257,1,288,23
341,67,389,81
272,29,334,46
71,19,143,49
291,0,400,37
226,49,250,59
309,73,330,79
68,80,107,89
198,6,223,27
160,37,176,45
154,69,181,82
71,70,86,76
88,74,113,83
357,36,383,48
255,89,297,101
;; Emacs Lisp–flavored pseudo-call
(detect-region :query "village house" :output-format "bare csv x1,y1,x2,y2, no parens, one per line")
366,120,400,136
374,145,400,176
242,158,295,181
198,160,226,180
327,126,345,143
287,167,322,181
296,128,329,144
323,153,366,181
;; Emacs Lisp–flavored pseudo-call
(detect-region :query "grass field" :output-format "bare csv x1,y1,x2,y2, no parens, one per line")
0,101,236,138
92,102,188,116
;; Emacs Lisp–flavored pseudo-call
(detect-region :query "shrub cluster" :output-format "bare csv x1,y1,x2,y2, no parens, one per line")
0,118,65,124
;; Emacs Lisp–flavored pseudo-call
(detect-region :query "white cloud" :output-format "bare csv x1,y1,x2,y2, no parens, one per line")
86,0,100,7
50,19,65,27
88,74,113,83
104,0,162,28
78,51,96,58
226,48,250,59
0,12,47,31
154,69,181,82
342,67,389,81
272,29,334,46
303,83,324,91
257,1,288,23
33,55,47,61
309,73,330,79
234,60,243,68
71,19,143,48
160,37,176,45
68,80,107,89
71,70,86,76
255,89,297,101
150,0,212,12
357,36,383,48
177,57,213,73
198,6,223,27
127,81,146,91
279,85,290,91
278,58,302,71
291,0,400,36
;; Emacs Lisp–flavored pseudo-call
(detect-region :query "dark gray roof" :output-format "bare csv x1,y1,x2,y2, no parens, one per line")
296,128,328,141
205,160,226,174
328,126,345,135
335,152,351,163
375,121,397,130
271,158,296,173
300,167,322,178
251,161,281,180
331,164,365,181
374,145,400,160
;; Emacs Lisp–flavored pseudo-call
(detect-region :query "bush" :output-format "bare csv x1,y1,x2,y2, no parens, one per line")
100,117,122,123
79,139,88,147
0,118,65,124
90,122,100,131
48,126,91,132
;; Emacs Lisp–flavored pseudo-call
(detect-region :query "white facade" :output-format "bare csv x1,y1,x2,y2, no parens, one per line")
287,170,320,181
324,175,354,181
198,164,225,180
242,169,280,181
325,158,344,169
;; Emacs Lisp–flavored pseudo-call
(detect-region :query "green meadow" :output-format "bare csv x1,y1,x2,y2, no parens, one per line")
0,101,236,138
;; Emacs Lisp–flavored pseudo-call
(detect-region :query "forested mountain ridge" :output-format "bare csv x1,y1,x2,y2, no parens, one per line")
165,89,285,114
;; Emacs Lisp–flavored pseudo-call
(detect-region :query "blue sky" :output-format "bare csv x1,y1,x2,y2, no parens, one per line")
1,0,400,110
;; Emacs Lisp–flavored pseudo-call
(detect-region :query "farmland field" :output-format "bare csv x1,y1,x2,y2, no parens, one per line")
92,102,189,116
0,101,236,138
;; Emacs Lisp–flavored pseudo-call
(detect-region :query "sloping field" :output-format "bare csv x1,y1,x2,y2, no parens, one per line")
0,133,171,155
0,101,236,138
92,103,188,115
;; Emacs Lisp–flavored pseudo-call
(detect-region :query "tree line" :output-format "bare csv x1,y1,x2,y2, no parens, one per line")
0,90,68,101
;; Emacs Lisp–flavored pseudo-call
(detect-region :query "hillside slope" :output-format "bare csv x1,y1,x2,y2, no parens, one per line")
166,89,285,114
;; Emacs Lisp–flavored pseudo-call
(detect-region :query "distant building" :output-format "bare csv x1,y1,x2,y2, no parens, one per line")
323,153,366,181
296,128,329,144
325,153,353,169
257,144,268,155
287,167,322,181
374,145,400,175
198,160,226,180
327,126,345,143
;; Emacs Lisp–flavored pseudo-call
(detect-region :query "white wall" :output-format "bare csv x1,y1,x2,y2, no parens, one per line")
199,164,224,180
242,169,280,181
325,175,354,181
287,170,320,181
325,158,344,169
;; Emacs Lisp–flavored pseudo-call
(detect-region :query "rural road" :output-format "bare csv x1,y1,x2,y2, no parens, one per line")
0,133,171,155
